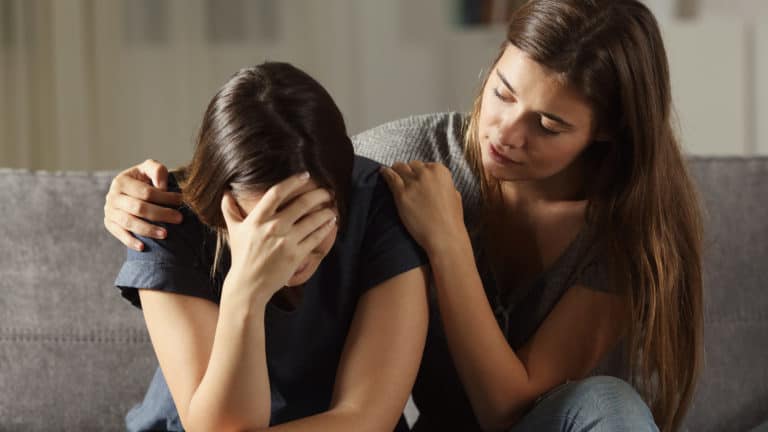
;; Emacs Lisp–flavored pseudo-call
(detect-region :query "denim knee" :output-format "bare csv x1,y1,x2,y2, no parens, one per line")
563,376,657,430
511,375,658,432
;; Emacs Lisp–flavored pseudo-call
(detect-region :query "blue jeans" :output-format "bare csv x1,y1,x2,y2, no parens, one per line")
509,376,658,432
125,368,183,432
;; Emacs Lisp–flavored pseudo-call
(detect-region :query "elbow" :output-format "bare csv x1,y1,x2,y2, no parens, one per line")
183,399,270,432
182,416,266,432
328,402,401,432
477,408,527,432
477,413,521,432
473,392,532,432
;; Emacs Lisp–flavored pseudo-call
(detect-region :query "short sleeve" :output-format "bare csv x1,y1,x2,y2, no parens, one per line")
573,254,624,294
356,177,428,292
113,206,220,309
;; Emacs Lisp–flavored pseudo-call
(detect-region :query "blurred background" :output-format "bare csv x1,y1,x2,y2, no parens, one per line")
1,0,767,171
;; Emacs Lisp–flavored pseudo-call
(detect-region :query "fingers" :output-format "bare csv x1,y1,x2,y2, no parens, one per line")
390,162,417,180
109,194,182,224
297,215,337,253
277,188,334,226
104,219,144,251
138,159,170,190
105,208,167,239
221,192,245,229
292,208,337,241
113,175,183,207
379,166,405,194
251,172,312,222
407,160,427,175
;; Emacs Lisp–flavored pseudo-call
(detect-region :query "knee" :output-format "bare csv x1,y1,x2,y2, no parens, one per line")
553,376,658,431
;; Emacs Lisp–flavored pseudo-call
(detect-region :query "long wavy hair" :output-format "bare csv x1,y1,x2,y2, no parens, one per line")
178,62,354,272
464,1,703,430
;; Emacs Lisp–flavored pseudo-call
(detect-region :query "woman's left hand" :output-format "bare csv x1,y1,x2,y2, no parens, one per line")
380,161,467,254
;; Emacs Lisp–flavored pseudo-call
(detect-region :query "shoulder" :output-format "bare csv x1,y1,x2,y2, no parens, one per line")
114,172,220,308
144,172,212,259
351,112,481,218
335,156,427,292
351,112,467,165
346,155,396,221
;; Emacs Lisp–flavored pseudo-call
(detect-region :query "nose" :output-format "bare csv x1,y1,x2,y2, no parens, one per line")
496,110,526,149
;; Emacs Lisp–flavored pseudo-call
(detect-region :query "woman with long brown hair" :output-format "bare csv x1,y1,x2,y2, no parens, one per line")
104,1,702,430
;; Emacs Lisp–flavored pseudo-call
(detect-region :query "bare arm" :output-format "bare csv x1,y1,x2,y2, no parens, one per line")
428,234,625,431
140,287,272,432
138,170,428,431
141,256,428,432
259,266,429,431
139,174,338,431
382,161,626,431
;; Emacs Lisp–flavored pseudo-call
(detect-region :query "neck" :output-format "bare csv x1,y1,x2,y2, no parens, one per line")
499,156,588,206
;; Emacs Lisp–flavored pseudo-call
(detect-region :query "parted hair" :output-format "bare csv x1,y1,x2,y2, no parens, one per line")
179,62,354,270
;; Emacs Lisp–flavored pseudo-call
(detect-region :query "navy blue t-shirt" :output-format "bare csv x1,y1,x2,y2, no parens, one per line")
114,156,426,430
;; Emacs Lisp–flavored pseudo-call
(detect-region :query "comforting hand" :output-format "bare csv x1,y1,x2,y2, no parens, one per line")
380,161,466,254
104,159,183,251
221,173,337,302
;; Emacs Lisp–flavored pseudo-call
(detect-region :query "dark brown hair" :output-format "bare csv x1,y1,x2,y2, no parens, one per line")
180,62,354,267
464,1,703,430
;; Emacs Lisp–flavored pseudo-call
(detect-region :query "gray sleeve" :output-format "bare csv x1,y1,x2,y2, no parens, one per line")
352,112,482,223
352,112,467,167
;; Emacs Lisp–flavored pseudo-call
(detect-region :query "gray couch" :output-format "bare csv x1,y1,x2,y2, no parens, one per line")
1,157,767,431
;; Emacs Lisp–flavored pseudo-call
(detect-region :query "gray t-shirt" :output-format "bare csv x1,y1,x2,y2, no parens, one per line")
353,112,618,430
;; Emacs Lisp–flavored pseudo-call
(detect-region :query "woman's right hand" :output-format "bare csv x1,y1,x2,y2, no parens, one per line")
104,159,184,251
221,173,338,303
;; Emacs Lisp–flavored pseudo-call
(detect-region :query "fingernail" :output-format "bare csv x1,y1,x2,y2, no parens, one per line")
135,243,144,251
155,229,166,238
300,172,310,180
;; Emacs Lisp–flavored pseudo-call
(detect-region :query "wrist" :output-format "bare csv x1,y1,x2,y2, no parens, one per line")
424,228,472,258
222,271,273,312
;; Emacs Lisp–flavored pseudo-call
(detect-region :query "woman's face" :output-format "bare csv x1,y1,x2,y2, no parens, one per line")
478,44,597,184
235,180,339,287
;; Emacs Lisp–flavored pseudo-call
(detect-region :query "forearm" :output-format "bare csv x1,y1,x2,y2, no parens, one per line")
253,407,389,432
186,284,271,431
427,233,533,430
259,268,429,432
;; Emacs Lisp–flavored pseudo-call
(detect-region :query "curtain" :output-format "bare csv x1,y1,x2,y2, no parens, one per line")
0,0,361,170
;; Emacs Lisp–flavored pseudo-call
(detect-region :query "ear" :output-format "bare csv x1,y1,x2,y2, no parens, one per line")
221,191,245,228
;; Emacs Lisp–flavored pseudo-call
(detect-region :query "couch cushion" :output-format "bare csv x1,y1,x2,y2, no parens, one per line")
0,169,155,431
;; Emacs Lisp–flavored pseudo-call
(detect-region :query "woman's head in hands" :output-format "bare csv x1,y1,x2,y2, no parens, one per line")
182,62,354,285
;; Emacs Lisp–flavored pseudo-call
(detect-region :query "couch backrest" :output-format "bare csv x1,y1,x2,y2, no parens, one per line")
0,158,766,431
683,158,768,432
0,169,155,431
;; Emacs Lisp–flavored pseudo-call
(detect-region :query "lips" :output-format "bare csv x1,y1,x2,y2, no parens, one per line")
489,143,522,165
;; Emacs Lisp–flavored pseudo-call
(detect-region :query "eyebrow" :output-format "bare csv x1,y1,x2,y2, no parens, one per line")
495,70,576,130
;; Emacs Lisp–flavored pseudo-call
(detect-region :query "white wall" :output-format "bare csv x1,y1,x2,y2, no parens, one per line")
662,18,750,155
1,0,766,171
757,20,768,155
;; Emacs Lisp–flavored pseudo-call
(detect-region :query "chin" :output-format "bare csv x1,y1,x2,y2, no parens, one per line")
286,260,320,286
482,157,519,182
